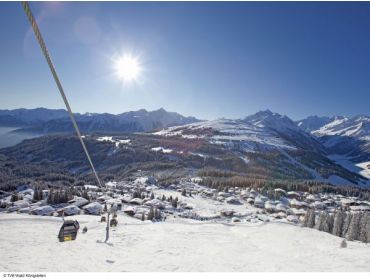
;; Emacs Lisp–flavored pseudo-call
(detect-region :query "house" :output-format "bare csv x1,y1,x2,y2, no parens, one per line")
287,191,301,199
289,199,308,209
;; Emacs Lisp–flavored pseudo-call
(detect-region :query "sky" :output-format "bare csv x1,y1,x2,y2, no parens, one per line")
0,1,369,121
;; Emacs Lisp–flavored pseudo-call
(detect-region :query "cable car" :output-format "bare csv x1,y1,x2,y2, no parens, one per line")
58,220,80,242
110,218,118,227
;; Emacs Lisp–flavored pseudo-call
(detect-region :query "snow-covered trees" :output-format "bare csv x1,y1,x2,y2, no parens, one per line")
47,188,73,204
332,210,345,237
303,208,316,228
81,189,89,201
147,207,154,220
307,210,370,243
359,213,370,243
346,212,361,241
33,187,43,202
10,193,19,202
314,211,329,231
154,207,160,219
342,212,352,237
171,198,178,208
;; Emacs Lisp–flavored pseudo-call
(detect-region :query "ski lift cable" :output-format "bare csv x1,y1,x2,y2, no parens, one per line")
21,1,103,189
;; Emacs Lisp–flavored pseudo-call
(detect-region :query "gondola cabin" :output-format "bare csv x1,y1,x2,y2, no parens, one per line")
110,218,118,227
58,220,80,242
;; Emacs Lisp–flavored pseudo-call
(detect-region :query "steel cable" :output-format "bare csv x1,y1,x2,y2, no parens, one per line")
21,1,103,189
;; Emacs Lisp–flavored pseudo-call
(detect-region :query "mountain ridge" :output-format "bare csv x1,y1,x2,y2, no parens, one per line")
0,107,201,134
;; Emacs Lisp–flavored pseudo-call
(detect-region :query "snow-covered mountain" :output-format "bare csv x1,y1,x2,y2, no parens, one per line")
156,110,323,152
312,115,370,139
155,110,367,186
0,108,68,124
0,108,200,133
298,115,370,181
296,115,336,132
1,108,369,186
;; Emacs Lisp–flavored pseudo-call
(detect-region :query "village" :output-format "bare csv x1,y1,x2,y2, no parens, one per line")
1,175,370,243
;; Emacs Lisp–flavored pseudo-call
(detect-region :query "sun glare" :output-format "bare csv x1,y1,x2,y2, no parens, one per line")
113,54,142,82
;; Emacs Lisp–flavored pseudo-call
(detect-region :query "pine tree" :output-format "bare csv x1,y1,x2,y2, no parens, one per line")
10,193,18,202
161,195,166,201
332,210,345,237
154,207,160,219
82,190,89,201
346,212,361,241
141,212,145,221
315,211,327,231
47,190,53,204
181,189,187,196
342,212,352,237
150,192,155,200
303,208,316,228
147,207,154,220
104,203,108,213
358,212,370,243
323,213,334,233
32,188,39,202
172,199,177,208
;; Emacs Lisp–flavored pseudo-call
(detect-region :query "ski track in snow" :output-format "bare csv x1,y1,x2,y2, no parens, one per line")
0,213,370,272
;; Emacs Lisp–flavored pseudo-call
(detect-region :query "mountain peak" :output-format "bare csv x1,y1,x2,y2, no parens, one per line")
244,110,297,132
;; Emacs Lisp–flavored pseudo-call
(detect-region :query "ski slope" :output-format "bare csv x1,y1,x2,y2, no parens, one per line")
1,213,369,272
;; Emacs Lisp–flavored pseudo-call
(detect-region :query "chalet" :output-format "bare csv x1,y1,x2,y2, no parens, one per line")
287,191,301,199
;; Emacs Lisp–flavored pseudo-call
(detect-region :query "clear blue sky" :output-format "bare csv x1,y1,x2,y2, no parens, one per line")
0,1,369,120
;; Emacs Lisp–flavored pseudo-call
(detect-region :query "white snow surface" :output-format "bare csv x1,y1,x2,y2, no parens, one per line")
151,147,173,153
313,115,369,139
154,118,296,152
0,213,369,272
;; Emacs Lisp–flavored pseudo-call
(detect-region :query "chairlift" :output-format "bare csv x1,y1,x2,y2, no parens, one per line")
101,216,106,222
58,220,80,242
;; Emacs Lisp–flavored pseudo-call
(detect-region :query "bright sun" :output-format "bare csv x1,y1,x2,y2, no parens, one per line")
114,54,141,82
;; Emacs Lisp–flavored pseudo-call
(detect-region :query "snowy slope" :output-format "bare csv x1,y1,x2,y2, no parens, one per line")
154,111,366,184
155,110,322,153
0,213,369,272
309,115,370,182
296,115,335,132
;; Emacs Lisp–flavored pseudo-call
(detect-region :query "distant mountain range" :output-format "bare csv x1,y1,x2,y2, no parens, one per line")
0,108,200,133
0,108,369,187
